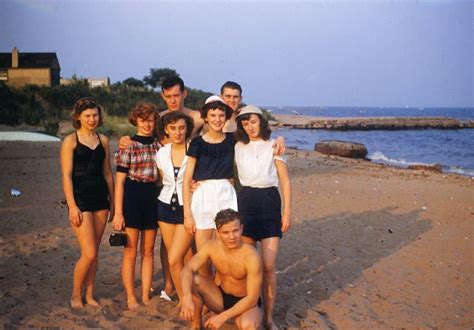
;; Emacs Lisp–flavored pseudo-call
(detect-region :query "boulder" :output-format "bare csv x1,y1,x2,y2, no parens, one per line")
315,140,368,159
407,164,443,173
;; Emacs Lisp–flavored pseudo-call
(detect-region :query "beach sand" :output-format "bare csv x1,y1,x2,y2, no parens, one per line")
0,141,472,328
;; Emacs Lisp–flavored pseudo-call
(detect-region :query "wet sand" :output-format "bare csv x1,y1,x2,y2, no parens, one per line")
0,141,472,328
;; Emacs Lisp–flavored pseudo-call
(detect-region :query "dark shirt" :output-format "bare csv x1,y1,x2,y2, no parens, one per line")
187,133,236,181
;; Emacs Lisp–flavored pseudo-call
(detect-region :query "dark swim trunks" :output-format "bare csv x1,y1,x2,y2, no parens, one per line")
219,286,261,311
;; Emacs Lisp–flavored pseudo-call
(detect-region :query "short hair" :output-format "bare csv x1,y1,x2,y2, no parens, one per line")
220,81,242,96
161,76,185,92
200,100,233,120
235,113,272,144
128,102,158,126
215,209,243,230
159,111,194,141
71,97,104,129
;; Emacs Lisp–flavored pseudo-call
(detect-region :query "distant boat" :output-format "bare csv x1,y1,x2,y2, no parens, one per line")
267,109,273,112
291,110,300,115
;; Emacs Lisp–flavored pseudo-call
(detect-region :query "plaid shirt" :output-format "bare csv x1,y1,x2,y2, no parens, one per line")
115,135,160,183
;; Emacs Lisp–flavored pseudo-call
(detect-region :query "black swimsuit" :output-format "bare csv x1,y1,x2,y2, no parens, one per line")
72,132,110,212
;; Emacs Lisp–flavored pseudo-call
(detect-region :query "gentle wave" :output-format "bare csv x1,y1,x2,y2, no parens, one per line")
369,151,474,177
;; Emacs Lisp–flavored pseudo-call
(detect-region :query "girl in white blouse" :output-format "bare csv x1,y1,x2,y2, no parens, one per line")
155,112,194,304
234,105,292,330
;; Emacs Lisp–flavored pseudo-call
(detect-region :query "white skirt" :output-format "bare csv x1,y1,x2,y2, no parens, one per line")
191,179,238,230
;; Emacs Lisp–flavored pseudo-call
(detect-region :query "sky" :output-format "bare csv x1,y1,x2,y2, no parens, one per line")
0,0,472,107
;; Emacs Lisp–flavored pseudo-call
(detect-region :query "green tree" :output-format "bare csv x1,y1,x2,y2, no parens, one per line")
143,68,179,89
122,77,145,88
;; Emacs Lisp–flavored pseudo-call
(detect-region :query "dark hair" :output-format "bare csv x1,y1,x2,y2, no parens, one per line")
215,209,242,230
235,113,271,144
128,102,158,126
220,81,242,96
200,101,233,120
158,111,194,141
161,76,185,92
71,97,104,129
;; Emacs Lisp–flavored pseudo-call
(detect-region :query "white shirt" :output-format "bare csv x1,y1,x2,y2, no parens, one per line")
155,143,188,205
234,139,286,188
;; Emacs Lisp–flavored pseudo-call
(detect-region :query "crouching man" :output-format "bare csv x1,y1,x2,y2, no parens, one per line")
180,209,262,329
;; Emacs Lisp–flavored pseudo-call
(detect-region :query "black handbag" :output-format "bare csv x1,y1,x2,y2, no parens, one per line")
109,231,127,247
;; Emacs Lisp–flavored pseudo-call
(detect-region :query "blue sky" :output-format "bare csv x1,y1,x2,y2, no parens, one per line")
1,0,472,107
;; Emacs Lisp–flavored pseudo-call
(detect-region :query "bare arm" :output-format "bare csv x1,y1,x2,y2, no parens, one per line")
60,134,82,227
183,156,197,235
275,159,292,233
206,250,263,327
112,172,127,230
180,242,213,320
100,135,115,221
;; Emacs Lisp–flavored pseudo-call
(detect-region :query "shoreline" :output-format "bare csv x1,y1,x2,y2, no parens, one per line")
270,113,474,130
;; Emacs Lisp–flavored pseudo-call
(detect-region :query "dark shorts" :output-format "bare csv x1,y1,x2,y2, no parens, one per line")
238,186,282,241
157,199,184,225
219,286,261,311
123,178,158,230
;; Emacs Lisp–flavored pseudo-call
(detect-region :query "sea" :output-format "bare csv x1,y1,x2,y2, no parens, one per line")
265,106,474,177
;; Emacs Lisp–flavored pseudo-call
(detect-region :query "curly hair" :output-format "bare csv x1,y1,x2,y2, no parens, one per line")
128,102,158,126
71,97,104,129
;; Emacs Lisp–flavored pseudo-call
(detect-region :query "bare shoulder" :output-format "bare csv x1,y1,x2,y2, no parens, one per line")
183,108,200,118
98,133,110,145
159,109,170,117
62,133,76,147
242,243,261,263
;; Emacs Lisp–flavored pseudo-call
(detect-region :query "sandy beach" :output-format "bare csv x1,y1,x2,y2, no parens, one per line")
0,140,472,329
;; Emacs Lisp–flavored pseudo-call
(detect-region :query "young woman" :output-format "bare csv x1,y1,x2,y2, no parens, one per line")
183,95,237,277
234,105,292,330
60,97,114,309
112,102,161,310
155,111,195,303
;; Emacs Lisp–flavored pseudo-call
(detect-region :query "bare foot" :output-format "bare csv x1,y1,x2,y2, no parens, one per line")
70,295,84,309
85,296,101,307
127,296,140,311
142,295,151,306
265,320,278,330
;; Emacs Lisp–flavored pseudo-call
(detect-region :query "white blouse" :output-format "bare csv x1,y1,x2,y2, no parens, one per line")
155,143,188,205
234,139,286,188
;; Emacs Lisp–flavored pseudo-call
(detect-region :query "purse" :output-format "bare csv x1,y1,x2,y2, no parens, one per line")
109,231,127,247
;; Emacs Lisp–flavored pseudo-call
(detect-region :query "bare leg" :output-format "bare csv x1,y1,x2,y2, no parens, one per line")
191,273,224,329
235,305,263,330
84,209,108,307
160,238,174,296
70,212,97,309
122,228,140,310
261,237,280,330
194,229,215,278
167,224,194,302
140,229,157,305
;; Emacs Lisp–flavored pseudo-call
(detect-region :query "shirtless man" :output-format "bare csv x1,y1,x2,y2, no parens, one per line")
220,81,243,133
180,209,262,330
158,76,204,140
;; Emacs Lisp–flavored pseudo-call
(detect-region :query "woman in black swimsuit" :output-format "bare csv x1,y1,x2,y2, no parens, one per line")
60,97,114,309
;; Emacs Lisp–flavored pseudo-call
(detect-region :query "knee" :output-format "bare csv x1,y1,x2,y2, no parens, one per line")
168,253,181,270
239,318,260,330
141,247,154,258
81,249,98,263
263,262,276,278
192,273,203,289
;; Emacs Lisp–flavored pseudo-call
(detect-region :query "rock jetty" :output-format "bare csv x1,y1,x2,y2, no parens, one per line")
271,114,473,130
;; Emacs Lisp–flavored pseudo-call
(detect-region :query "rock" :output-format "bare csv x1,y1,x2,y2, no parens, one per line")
315,140,368,159
407,164,443,173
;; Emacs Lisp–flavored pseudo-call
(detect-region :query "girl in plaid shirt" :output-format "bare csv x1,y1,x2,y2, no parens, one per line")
112,102,161,310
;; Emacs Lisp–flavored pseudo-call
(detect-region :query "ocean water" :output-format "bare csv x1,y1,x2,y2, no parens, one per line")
266,107,474,177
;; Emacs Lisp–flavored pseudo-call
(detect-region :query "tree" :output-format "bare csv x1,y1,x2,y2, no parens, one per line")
143,68,179,89
122,77,145,88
